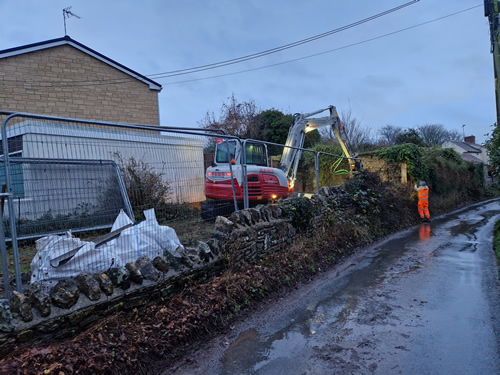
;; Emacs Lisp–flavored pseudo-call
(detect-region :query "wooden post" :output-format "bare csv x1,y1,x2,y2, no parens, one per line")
401,163,407,184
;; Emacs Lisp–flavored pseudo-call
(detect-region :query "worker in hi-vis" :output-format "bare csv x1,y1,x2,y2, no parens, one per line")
414,181,431,222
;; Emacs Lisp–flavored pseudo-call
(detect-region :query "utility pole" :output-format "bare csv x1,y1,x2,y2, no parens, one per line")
485,0,500,126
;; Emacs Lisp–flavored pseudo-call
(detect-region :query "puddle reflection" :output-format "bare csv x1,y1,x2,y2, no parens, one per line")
418,223,431,242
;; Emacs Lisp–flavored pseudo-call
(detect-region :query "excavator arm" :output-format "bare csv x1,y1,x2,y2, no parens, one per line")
279,105,358,188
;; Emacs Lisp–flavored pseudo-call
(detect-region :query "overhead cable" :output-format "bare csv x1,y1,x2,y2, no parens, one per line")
160,4,483,85
0,1,420,88
147,0,420,79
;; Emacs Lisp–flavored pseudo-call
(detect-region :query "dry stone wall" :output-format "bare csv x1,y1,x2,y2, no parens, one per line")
0,203,297,356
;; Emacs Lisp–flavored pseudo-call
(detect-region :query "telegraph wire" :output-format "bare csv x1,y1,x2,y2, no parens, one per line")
0,3,481,88
147,0,420,78
0,1,421,88
161,4,483,86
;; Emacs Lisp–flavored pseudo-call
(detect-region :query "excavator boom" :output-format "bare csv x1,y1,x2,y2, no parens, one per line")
279,105,357,188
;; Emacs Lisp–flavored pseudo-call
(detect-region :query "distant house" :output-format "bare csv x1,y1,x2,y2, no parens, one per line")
0,35,162,124
442,135,489,164
442,135,492,186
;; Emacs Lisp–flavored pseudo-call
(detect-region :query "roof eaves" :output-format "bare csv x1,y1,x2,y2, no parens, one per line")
451,142,481,153
0,35,162,91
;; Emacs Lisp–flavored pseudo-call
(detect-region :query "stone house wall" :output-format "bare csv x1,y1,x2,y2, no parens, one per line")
0,45,159,125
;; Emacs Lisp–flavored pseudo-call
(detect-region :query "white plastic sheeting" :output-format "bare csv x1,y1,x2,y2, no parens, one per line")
30,209,184,285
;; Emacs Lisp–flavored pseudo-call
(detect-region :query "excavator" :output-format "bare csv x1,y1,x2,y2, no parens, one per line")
201,105,359,221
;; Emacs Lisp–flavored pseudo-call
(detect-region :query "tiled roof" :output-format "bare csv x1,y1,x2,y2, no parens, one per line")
461,153,483,163
451,142,481,153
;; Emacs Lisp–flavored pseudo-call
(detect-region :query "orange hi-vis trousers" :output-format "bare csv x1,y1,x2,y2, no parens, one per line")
417,186,430,219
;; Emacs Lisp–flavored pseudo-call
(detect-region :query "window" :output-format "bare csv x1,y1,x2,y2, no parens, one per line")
215,141,236,163
215,141,268,166
0,136,25,198
245,143,267,166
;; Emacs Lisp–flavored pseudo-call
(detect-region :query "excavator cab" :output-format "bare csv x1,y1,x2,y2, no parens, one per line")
214,140,268,167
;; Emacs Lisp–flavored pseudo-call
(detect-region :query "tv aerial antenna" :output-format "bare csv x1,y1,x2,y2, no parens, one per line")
63,6,81,35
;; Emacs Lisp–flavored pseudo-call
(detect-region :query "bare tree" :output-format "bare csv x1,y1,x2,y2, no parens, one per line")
445,129,463,142
417,124,462,146
198,93,260,138
378,125,403,146
320,108,374,152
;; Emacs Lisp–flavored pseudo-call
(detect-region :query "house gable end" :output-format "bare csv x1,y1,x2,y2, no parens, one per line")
0,36,161,91
0,44,160,124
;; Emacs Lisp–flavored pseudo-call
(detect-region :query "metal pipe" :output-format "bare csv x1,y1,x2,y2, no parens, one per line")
315,153,320,194
0,192,11,299
1,113,23,293
0,111,229,136
241,140,249,209
225,140,239,213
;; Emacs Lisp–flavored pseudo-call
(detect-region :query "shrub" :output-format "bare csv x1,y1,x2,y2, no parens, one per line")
113,153,172,219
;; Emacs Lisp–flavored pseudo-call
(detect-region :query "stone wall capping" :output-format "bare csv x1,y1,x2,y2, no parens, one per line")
74,274,102,301
319,186,330,196
246,208,261,224
215,216,235,233
50,280,80,310
125,263,144,285
10,291,33,322
106,267,131,290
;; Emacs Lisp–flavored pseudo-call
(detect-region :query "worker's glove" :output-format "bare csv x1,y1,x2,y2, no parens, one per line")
414,184,417,189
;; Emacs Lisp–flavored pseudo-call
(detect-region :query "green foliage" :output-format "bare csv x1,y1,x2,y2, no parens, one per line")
374,143,487,209
344,171,382,215
425,146,464,164
374,143,426,179
256,110,292,145
304,130,321,148
420,147,484,197
342,170,416,234
485,123,500,177
279,197,315,232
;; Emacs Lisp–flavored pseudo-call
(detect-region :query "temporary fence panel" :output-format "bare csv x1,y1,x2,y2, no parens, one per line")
6,120,206,204
1,158,132,239
0,113,233,298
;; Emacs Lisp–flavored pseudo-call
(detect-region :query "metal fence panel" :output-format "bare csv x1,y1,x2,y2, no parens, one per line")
0,113,235,298
1,158,132,239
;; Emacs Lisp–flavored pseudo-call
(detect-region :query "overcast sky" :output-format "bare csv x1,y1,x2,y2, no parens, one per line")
0,0,495,144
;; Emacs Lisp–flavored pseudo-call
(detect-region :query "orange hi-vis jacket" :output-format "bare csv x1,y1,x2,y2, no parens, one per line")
417,186,429,201
417,186,430,219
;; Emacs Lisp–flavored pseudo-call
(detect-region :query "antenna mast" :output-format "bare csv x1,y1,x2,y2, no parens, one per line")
63,6,81,35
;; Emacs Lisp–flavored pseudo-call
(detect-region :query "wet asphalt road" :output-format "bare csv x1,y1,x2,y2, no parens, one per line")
166,200,500,374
